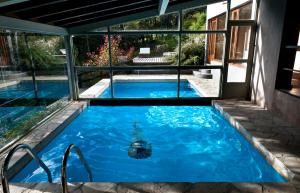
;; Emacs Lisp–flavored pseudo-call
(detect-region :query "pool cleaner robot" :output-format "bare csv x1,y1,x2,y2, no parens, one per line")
128,122,152,159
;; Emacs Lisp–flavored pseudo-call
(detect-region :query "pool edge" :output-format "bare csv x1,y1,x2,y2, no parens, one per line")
0,101,87,180
212,100,295,182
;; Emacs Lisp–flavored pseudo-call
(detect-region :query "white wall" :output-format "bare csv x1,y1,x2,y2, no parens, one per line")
251,0,300,127
251,0,287,108
206,0,251,19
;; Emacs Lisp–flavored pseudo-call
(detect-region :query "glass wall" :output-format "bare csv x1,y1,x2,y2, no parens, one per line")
74,1,255,99
0,30,69,147
110,34,178,66
74,2,229,99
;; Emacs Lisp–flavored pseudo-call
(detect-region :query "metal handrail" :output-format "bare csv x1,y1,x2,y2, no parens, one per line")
61,144,93,193
1,144,52,193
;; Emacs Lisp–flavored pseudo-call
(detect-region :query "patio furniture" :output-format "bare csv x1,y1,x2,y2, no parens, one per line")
139,47,150,58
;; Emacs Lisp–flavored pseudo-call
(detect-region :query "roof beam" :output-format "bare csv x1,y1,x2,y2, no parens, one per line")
33,0,118,20
158,0,169,15
68,0,223,33
0,0,29,8
53,1,155,26
8,0,67,14
0,15,68,35
63,5,156,27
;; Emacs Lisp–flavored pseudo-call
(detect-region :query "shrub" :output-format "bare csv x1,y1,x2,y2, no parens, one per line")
85,35,134,66
18,36,63,70
181,36,205,65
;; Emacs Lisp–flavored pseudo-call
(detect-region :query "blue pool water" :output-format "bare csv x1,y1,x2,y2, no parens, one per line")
12,106,285,182
99,81,201,98
0,81,69,99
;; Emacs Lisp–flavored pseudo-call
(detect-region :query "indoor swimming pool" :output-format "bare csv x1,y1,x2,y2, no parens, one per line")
11,106,285,182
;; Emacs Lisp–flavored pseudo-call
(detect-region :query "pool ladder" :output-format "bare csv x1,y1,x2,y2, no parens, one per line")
61,144,93,193
1,143,93,193
1,144,53,193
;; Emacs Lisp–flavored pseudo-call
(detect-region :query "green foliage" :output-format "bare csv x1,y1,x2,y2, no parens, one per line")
85,35,134,66
18,36,64,70
183,9,207,30
181,35,205,65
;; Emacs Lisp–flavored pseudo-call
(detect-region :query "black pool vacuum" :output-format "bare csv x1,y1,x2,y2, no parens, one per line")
128,140,152,159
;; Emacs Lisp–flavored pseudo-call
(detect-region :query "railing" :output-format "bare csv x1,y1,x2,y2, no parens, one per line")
1,144,52,193
61,144,93,193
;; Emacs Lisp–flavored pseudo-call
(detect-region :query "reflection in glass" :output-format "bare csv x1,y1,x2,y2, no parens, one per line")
229,26,251,59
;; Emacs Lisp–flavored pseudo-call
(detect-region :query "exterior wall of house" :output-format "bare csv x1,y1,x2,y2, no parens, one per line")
251,0,300,127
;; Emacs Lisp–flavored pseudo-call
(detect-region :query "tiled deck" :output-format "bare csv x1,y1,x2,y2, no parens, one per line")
213,100,300,193
1,100,300,193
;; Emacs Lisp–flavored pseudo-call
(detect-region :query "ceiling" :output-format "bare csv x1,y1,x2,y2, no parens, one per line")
0,0,223,34
0,0,187,28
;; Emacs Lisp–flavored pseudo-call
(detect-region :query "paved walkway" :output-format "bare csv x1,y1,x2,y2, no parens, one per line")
213,100,300,193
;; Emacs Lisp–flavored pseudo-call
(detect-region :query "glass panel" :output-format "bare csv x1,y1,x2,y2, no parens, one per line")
206,1,227,30
227,62,247,82
0,30,69,147
111,34,178,66
77,69,111,98
107,69,178,98
110,12,179,31
181,34,206,66
206,33,225,65
229,26,251,59
180,68,220,97
73,35,109,67
230,1,253,20
26,35,69,99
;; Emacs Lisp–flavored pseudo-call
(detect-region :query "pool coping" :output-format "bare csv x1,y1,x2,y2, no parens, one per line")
0,101,87,180
212,101,295,181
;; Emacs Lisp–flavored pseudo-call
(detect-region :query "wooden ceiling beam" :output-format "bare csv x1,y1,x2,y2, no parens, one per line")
68,0,223,33
62,5,157,27
49,0,155,25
